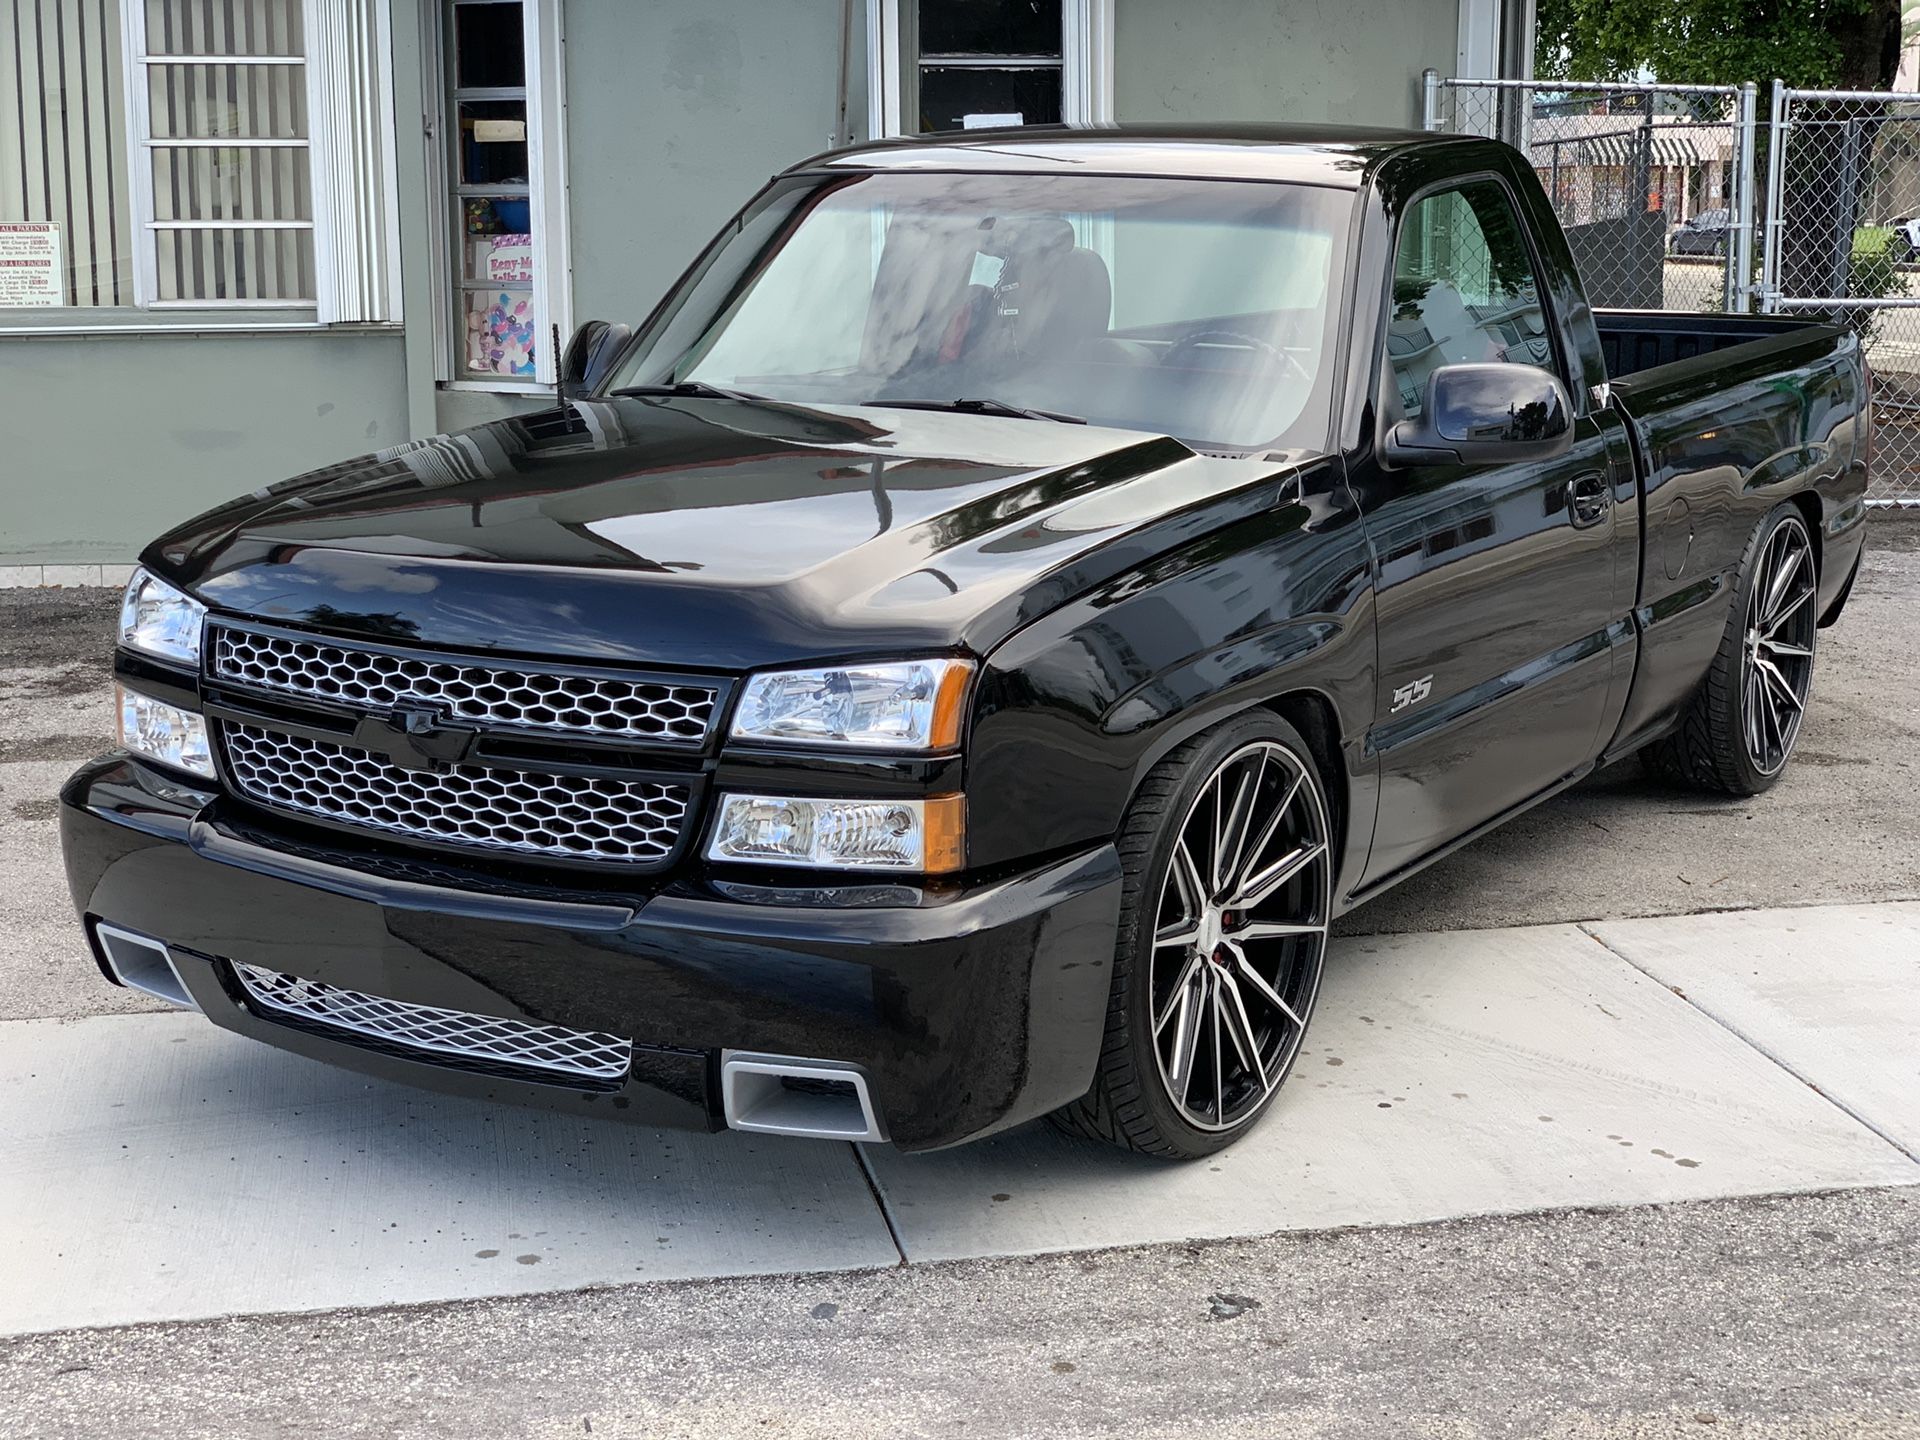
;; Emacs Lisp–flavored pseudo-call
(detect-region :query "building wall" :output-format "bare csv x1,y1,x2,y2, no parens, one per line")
566,0,863,328
1113,0,1457,130
0,329,409,566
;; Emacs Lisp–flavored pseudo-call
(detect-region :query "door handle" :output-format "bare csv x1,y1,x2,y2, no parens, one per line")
1567,473,1611,528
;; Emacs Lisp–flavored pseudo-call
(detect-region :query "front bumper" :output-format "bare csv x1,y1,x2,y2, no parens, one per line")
60,755,1123,1151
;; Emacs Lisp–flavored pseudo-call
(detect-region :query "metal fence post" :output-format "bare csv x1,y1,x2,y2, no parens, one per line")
1760,80,1788,314
1421,68,1443,132
1730,80,1759,312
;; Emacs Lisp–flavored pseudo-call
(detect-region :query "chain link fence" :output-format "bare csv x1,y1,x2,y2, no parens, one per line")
1425,74,1920,506
1766,86,1920,505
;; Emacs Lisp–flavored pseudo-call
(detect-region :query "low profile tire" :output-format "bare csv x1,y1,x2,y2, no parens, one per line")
1641,503,1818,796
1052,711,1334,1159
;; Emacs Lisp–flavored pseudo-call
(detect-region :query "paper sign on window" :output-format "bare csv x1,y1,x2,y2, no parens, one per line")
486,233,534,285
0,222,65,306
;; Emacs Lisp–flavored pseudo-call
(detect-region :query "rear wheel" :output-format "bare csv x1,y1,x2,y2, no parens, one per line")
1642,504,1818,795
1053,712,1333,1158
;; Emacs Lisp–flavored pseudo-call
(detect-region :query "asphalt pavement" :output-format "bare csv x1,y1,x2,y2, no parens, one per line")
3,1187,1915,1439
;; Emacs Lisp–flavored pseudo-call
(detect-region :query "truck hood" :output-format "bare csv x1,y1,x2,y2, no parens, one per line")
152,395,1299,671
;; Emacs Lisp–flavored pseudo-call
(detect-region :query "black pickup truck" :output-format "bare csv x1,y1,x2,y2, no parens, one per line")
62,125,1869,1159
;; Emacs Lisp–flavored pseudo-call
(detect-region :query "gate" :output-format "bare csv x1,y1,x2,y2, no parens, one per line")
1423,73,1759,315
1763,84,1920,506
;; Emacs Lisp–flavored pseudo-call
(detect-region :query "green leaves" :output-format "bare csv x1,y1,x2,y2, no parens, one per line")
1535,0,1899,90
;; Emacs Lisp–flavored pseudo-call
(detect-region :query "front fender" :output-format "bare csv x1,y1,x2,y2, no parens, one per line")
965,457,1378,900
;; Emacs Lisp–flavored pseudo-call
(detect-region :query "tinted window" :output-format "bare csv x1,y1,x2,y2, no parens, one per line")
919,67,1062,130
919,0,1062,55
1387,181,1557,420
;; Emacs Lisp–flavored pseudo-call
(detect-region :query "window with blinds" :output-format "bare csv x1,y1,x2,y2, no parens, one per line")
2,0,397,320
130,0,316,305
0,0,134,307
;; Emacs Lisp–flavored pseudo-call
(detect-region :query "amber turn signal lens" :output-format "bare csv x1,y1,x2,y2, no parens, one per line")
927,662,974,752
921,793,967,874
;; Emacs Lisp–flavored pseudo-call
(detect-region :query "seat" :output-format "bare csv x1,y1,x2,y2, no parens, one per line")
971,219,1114,362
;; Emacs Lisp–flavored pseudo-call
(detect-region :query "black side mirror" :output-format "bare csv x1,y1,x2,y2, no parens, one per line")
1382,362,1574,468
559,320,633,398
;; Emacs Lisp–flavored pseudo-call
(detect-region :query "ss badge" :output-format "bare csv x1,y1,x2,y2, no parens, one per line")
1390,675,1433,713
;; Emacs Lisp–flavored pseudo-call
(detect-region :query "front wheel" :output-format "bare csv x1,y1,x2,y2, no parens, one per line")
1642,504,1818,795
1052,712,1334,1158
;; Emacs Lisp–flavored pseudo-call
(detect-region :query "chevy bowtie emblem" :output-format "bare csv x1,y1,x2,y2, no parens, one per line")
351,706,478,772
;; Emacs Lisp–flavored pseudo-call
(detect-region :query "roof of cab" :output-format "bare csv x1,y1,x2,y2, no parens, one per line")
792,122,1478,188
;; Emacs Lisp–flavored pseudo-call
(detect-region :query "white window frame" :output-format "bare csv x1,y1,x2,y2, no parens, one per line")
119,4,316,310
424,0,572,392
866,0,1114,138
1455,0,1505,80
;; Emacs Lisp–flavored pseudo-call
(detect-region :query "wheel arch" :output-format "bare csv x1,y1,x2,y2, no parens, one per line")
1786,490,1824,578
1260,687,1352,889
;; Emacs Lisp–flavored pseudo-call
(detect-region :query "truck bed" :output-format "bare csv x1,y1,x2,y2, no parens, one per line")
1588,306,1864,763
1593,310,1827,381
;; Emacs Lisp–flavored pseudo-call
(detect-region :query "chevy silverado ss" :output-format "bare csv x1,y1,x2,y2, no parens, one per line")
62,125,1869,1158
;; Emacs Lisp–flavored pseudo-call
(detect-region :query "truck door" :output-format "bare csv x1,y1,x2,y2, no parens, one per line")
1349,176,1636,887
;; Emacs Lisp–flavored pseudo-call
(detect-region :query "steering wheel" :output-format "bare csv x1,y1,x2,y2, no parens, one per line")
1159,329,1312,388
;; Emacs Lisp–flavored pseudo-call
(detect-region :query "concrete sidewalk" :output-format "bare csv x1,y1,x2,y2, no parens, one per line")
4,901,1914,1337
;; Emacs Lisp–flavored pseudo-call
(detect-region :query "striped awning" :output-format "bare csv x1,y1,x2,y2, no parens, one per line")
1535,132,1704,168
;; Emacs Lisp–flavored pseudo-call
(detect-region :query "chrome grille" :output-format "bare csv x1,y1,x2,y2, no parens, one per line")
232,962,632,1083
220,721,687,865
210,626,716,745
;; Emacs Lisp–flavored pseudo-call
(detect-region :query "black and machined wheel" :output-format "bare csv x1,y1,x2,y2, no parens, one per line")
1053,712,1334,1159
1643,503,1819,796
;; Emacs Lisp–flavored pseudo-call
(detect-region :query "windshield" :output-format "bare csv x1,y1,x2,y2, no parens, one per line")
608,171,1354,452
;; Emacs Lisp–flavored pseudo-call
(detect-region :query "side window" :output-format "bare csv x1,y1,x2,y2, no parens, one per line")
1387,181,1558,420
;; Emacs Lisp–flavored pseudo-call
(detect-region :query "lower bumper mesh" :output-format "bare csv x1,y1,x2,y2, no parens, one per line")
231,962,633,1084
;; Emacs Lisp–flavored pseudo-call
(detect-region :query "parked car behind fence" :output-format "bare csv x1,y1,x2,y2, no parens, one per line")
1669,208,1731,256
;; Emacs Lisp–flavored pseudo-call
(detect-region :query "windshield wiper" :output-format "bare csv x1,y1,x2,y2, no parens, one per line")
867,397,1086,424
610,380,768,404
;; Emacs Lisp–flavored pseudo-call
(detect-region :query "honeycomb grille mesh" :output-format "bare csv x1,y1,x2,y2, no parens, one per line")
220,722,688,864
232,962,633,1082
210,627,716,745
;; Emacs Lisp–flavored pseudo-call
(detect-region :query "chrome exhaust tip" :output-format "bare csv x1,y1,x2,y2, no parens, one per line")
91,921,199,1010
720,1051,888,1143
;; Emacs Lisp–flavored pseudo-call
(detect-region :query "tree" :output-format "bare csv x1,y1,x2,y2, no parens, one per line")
1535,0,1903,90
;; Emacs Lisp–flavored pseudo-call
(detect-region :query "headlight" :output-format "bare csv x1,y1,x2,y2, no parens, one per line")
730,659,973,751
119,569,206,667
706,793,964,873
116,683,215,779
